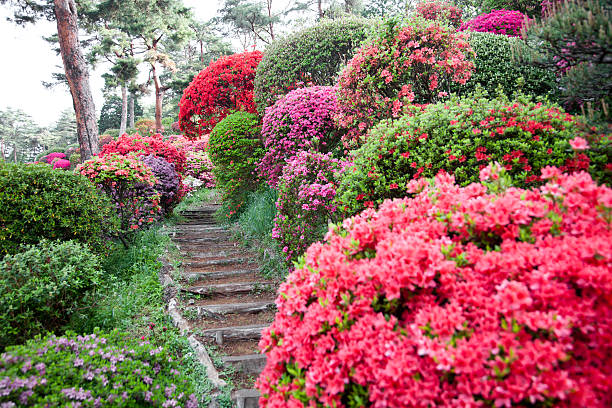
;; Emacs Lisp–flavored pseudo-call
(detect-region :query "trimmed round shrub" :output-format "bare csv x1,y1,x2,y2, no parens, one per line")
0,330,198,406
254,17,371,115
451,31,557,98
179,51,263,139
415,0,463,27
0,240,101,349
272,151,348,266
52,158,71,170
0,163,116,257
336,95,610,216
140,155,181,214
258,169,612,407
78,154,162,244
45,152,66,164
100,133,187,174
336,17,475,143
208,112,264,218
258,86,343,187
459,9,529,37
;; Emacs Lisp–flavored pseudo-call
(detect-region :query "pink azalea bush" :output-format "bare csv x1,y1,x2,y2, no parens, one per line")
258,168,612,407
52,158,71,170
45,152,66,164
77,153,162,245
185,151,215,188
271,151,349,266
415,0,463,27
459,9,529,37
258,86,342,187
336,17,474,143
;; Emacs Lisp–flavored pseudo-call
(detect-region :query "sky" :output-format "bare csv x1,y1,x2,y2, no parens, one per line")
0,0,222,127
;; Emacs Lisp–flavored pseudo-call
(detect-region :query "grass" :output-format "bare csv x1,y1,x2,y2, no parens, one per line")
234,186,289,280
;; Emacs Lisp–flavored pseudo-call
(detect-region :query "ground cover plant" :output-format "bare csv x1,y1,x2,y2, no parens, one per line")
0,330,199,406
0,163,116,257
336,16,475,143
179,51,263,139
336,94,610,216
253,17,371,115
258,168,612,407
208,111,264,219
0,240,101,349
258,86,343,187
272,151,348,266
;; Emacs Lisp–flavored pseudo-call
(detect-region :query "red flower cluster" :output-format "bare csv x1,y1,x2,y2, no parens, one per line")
415,0,463,28
100,133,187,174
258,169,612,407
178,51,263,139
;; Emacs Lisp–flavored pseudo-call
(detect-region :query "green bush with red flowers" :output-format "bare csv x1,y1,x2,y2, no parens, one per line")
208,112,264,218
336,16,475,143
336,93,611,216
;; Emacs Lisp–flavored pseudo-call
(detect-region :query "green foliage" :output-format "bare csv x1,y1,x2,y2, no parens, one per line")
98,94,143,133
237,186,277,240
451,31,557,99
0,240,101,349
0,107,41,163
336,93,608,216
0,330,198,406
481,0,542,17
208,112,264,218
253,16,371,115
0,163,118,257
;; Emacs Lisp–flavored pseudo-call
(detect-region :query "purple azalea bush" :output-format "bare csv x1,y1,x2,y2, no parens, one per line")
272,151,350,266
140,155,181,214
0,331,198,407
459,9,528,37
258,86,343,187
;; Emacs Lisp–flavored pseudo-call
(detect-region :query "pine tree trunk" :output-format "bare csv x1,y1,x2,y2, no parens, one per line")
119,83,128,135
318,0,323,18
129,93,135,128
54,0,99,160
151,62,164,133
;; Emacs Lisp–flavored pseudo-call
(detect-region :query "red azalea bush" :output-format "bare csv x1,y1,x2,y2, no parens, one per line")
258,168,612,407
100,133,187,174
459,9,529,37
178,51,263,139
271,151,349,266
415,0,463,28
335,94,611,216
336,17,474,143
78,154,162,245
258,86,343,187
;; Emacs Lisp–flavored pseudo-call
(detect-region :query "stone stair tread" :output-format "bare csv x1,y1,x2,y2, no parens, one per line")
199,324,268,342
186,301,275,315
222,354,266,375
232,389,260,408
183,269,256,282
182,281,273,295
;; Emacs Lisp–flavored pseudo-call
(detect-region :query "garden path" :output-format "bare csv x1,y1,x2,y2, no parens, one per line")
171,203,275,408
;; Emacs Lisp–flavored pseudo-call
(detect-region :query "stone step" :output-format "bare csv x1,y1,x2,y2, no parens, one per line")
179,250,246,260
186,301,275,318
173,227,228,233
182,282,273,296
183,269,256,283
184,258,249,267
233,389,260,408
199,324,268,344
222,354,266,375
173,236,233,244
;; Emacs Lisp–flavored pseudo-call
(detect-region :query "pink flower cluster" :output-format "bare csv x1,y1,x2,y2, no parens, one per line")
45,152,66,164
52,159,71,170
167,134,215,188
459,9,529,38
336,18,474,143
258,169,612,407
258,86,342,187
271,151,349,266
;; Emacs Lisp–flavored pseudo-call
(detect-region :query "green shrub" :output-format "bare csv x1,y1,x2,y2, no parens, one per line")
238,186,278,240
0,330,198,406
254,17,371,115
0,163,118,257
451,31,557,99
336,93,610,216
0,240,102,348
208,112,264,218
68,152,81,168
101,128,120,138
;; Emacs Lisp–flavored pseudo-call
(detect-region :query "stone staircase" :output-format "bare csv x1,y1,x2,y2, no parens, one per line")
171,204,274,408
